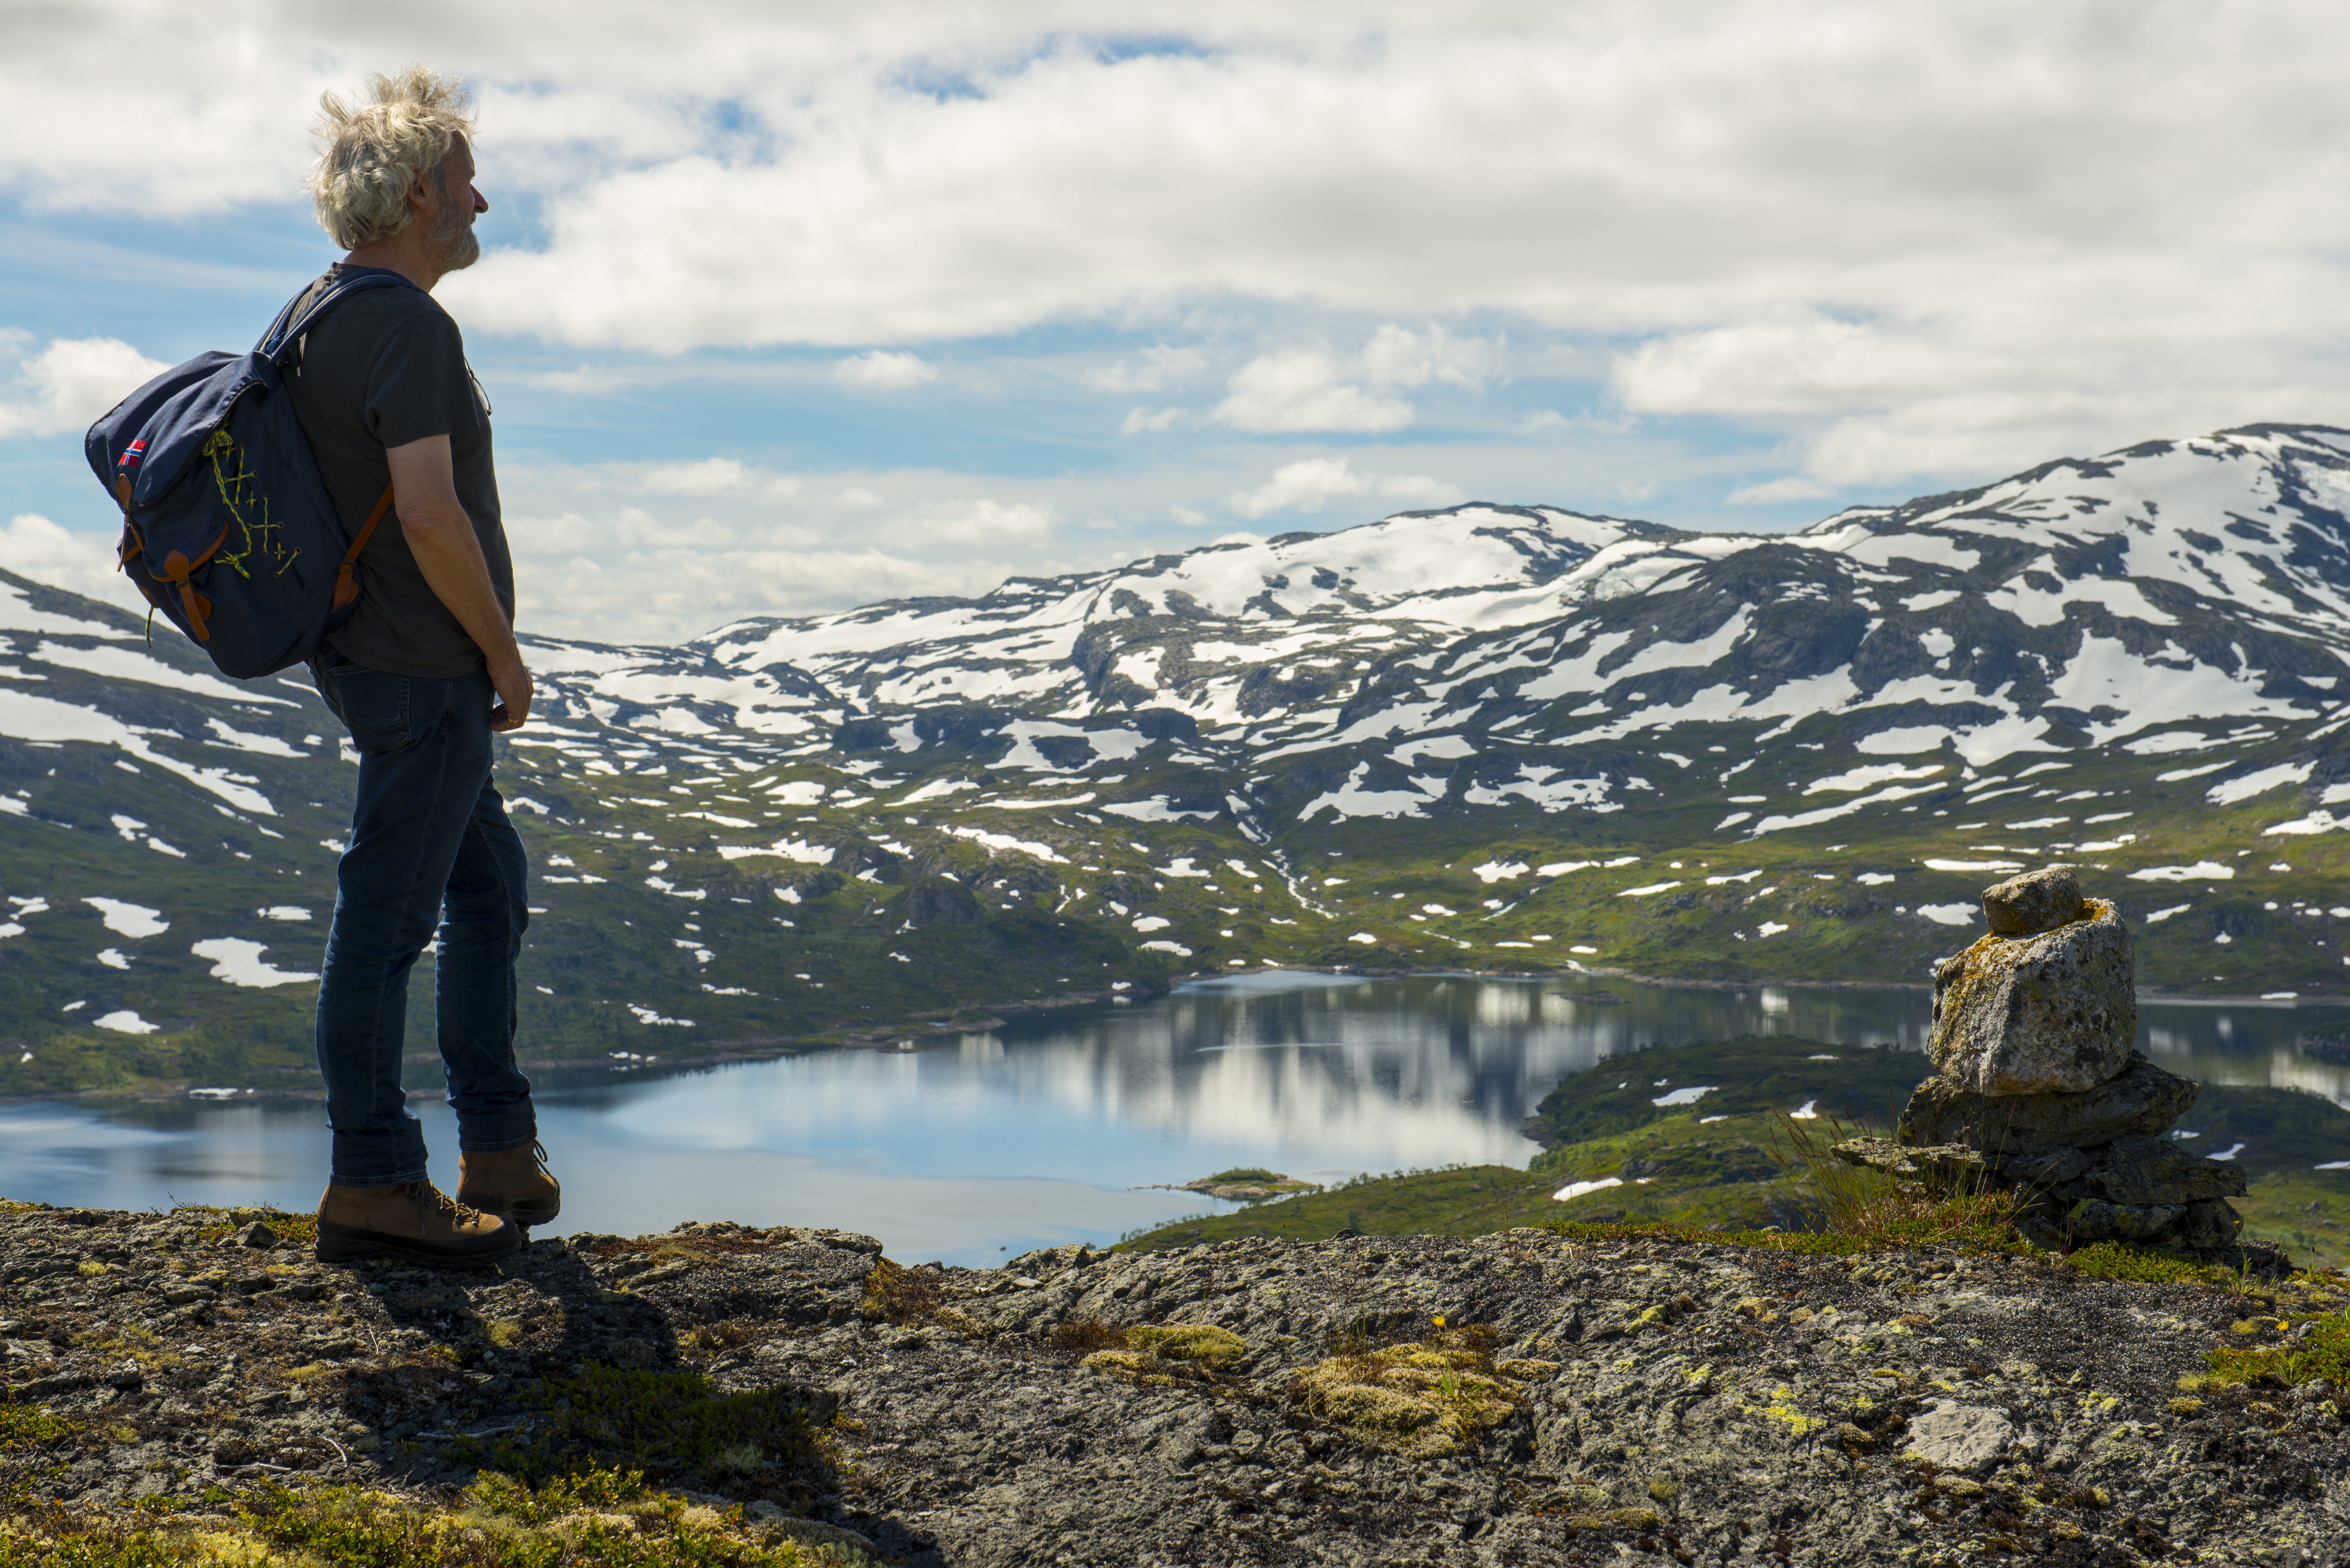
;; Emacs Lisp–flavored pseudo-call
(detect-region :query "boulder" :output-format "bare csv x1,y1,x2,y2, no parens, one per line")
1903,1052,2198,1151
2076,1136,2248,1206
1990,1144,2096,1186
1928,898,2136,1095
2177,1198,2243,1252
1981,865,2087,937
2064,1198,2188,1244
1902,1400,2018,1475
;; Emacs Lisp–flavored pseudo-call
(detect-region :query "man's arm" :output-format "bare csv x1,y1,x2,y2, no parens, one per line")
384,433,532,731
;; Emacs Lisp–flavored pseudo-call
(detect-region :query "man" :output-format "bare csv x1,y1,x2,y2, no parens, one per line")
288,68,557,1267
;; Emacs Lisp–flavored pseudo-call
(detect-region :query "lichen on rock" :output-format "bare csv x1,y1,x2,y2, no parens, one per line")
1979,864,2088,938
1928,895,2135,1096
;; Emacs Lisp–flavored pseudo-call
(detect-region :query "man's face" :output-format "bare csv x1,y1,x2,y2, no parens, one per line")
423,132,487,273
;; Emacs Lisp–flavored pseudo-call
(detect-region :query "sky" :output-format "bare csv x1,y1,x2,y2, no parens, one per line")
4,0,2349,646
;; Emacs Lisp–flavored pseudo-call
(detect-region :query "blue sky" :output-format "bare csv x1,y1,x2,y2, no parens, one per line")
5,2,2348,643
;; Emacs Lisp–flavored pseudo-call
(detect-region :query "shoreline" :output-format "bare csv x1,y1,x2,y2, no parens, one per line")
6,961,2343,1112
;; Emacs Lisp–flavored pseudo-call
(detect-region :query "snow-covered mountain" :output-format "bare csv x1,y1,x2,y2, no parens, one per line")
528,422,2350,837
9,423,2350,1091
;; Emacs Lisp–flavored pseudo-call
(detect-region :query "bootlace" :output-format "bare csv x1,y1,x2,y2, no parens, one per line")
401,1180,487,1226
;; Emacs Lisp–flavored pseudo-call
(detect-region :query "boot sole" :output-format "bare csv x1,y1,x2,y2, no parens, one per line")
459,1194,561,1228
315,1218,522,1268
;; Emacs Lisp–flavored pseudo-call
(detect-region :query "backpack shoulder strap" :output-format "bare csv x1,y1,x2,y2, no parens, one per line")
331,483,397,610
257,270,423,362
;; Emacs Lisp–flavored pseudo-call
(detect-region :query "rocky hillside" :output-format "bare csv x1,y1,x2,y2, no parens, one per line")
2,1201,2346,1565
12,423,2350,1092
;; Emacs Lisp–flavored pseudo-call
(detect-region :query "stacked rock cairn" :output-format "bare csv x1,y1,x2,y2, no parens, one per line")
1834,864,2246,1255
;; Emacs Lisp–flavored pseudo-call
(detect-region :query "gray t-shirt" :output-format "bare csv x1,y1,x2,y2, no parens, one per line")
284,265,513,678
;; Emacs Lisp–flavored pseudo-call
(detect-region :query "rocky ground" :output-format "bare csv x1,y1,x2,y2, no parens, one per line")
4,1202,2350,1566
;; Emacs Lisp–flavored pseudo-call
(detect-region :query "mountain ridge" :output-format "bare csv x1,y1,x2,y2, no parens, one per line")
8,422,2350,1094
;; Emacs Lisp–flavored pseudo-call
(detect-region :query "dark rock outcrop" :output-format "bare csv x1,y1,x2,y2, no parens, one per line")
4,1203,2346,1565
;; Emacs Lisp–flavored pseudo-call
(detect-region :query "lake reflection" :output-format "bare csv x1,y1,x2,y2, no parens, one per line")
2,970,2343,1265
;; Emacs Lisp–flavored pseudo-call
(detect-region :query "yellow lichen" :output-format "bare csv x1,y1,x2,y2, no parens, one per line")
1749,1383,1827,1436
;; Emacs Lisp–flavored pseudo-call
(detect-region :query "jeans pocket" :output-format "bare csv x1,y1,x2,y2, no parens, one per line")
332,662,413,755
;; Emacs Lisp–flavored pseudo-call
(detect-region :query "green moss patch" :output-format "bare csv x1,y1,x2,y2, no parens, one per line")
1290,1324,1553,1459
2063,1243,2238,1288
0,1464,876,1567
0,1406,72,1454
1080,1322,1249,1386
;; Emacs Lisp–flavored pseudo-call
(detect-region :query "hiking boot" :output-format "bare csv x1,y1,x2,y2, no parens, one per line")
315,1180,520,1267
456,1140,562,1227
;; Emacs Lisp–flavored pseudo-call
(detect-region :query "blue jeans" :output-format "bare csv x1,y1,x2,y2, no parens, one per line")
310,651,536,1186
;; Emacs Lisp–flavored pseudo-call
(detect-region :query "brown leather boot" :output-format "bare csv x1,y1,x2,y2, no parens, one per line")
315,1180,520,1267
456,1140,561,1227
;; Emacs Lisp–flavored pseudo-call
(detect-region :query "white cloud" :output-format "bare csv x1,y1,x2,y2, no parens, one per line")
1728,474,1836,504
506,536,1014,643
473,468,1065,640
11,4,2350,492
1229,457,1368,516
1086,344,1207,393
1376,473,1467,509
892,497,1055,548
1209,327,1499,433
1226,457,1463,519
832,351,938,390
630,456,804,501
0,513,150,615
1358,325,1498,391
1213,350,1415,434
629,458,803,501
1119,406,1186,434
0,336,168,439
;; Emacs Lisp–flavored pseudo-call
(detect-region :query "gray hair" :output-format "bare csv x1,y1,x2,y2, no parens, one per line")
307,66,475,251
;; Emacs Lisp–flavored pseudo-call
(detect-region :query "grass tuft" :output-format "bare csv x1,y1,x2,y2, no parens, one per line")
2203,1309,2350,1390
1767,1110,2025,1250
859,1258,942,1327
1048,1318,1130,1354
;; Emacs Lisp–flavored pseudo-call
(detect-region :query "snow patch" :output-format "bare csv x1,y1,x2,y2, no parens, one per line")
83,897,167,938
190,938,316,988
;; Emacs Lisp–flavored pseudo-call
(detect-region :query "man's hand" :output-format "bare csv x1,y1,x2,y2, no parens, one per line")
487,652,534,732
385,433,528,730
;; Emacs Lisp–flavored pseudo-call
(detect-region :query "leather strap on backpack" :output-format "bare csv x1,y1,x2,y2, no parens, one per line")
332,484,395,612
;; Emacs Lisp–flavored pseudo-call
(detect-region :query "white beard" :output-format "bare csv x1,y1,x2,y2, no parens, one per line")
431,207,481,273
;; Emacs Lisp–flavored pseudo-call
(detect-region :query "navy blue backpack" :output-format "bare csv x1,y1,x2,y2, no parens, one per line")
84,270,417,678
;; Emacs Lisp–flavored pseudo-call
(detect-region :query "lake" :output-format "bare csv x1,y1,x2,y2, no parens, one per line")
3,971,2342,1266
